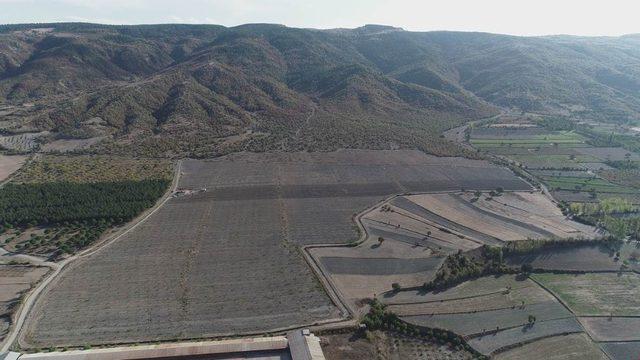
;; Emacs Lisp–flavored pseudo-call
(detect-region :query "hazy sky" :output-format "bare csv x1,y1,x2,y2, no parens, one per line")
1,0,639,36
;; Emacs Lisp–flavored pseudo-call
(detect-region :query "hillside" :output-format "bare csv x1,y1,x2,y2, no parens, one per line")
1,23,639,157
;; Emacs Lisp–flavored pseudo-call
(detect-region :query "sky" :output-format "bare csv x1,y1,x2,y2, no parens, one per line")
1,0,639,37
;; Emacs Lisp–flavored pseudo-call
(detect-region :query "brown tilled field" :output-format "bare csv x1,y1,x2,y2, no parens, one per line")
22,150,531,348
405,192,597,242
0,155,27,181
0,265,48,343
493,333,606,360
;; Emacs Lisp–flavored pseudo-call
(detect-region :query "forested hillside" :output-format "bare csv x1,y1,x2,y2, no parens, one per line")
1,23,639,157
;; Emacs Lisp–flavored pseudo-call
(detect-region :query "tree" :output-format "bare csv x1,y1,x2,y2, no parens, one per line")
528,314,536,324
521,263,533,275
378,236,385,245
391,283,401,292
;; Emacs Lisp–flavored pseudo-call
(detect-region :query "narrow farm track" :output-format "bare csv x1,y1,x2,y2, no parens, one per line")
178,195,212,320
2,160,183,352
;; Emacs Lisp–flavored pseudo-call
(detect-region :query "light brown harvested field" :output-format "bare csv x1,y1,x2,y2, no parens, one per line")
533,273,640,316
580,317,640,341
0,154,27,181
310,236,443,313
24,150,531,348
0,265,48,343
407,194,543,241
494,333,606,360
461,192,598,239
405,192,598,242
364,205,481,251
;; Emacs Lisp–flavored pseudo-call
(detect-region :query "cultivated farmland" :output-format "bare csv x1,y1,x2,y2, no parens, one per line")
0,265,48,344
494,333,606,360
601,342,640,360
580,317,640,342
467,317,583,355
23,150,530,348
532,273,640,316
0,155,26,182
400,192,597,242
504,245,621,272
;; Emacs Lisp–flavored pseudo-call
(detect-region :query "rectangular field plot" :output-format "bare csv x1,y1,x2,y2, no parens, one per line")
467,318,583,355
0,154,27,181
601,342,640,360
580,317,640,341
320,257,443,276
401,192,596,243
402,301,572,336
0,265,48,342
384,275,555,315
24,198,339,347
532,273,640,316
574,147,640,161
494,333,606,360
505,245,619,272
24,150,531,347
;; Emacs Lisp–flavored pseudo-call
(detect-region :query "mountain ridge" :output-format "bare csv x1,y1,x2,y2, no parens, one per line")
1,23,639,157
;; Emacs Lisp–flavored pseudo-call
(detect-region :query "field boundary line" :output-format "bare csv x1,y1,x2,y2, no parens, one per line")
528,274,612,359
488,331,585,357
6,160,182,352
384,287,532,306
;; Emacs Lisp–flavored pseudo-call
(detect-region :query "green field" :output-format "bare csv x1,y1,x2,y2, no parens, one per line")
532,273,640,316
542,176,636,194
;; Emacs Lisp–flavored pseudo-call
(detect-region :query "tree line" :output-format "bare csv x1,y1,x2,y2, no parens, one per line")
0,179,169,228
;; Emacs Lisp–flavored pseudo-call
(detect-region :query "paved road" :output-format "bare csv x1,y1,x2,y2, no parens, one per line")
0,160,182,353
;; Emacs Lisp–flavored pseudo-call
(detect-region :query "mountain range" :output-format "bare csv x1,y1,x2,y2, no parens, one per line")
1,23,640,157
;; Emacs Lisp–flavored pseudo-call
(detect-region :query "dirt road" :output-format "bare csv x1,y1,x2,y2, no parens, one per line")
0,160,182,353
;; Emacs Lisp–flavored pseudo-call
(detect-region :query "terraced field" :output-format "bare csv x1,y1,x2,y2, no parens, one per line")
23,150,530,348
580,317,640,341
532,273,640,316
505,245,621,272
467,317,584,355
403,301,571,336
398,192,597,242
494,333,606,360
468,122,640,204
601,341,640,360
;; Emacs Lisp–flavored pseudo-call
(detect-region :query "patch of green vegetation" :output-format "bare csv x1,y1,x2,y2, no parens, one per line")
546,179,635,194
570,198,638,216
0,180,169,226
362,299,485,359
536,116,576,131
12,155,173,184
0,180,169,254
580,127,640,154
